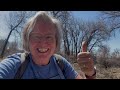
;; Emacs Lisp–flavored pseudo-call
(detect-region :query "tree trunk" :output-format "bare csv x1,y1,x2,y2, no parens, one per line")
0,30,13,58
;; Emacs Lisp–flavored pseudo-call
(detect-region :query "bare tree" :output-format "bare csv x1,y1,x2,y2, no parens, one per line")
68,18,110,57
49,11,72,58
80,19,111,52
50,12,112,62
100,11,120,37
68,17,81,59
0,11,37,58
0,11,24,58
0,39,6,51
49,11,120,63
96,44,111,68
111,48,120,59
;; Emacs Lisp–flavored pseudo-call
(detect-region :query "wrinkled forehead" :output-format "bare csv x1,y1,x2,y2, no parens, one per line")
31,21,56,35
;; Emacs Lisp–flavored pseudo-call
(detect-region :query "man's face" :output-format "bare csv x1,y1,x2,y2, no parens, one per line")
29,21,56,65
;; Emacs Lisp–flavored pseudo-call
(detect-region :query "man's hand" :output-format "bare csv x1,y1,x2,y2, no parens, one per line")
77,41,96,78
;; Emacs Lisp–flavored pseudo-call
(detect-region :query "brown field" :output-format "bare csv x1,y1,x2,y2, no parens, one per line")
96,64,120,79
72,63,120,79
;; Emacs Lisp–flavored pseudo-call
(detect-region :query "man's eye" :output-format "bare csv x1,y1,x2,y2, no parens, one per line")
47,36,54,40
35,36,39,38
33,36,40,40
47,36,52,39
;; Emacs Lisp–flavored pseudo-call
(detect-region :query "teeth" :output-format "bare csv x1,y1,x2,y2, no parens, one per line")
38,48,48,53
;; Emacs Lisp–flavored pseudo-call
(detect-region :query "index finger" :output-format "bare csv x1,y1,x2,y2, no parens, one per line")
81,41,88,52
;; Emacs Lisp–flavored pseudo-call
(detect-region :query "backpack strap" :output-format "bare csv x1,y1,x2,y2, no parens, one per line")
14,53,30,79
54,54,64,72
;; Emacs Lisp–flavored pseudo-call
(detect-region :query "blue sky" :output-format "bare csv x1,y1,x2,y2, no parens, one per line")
0,11,9,39
106,30,120,52
0,11,15,42
0,11,120,52
72,11,100,21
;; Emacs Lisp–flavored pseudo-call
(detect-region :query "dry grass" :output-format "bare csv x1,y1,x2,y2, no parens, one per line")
72,63,120,79
96,64,120,79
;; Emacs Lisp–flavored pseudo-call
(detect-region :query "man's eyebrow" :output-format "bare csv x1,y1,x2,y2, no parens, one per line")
30,32,55,35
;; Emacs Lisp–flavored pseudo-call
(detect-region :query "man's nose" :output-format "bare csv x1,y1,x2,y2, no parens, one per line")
38,37,48,43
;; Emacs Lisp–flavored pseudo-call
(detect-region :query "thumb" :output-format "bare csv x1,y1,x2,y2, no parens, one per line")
81,41,88,52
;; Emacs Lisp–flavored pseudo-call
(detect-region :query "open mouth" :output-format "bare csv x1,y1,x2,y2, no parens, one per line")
37,48,49,53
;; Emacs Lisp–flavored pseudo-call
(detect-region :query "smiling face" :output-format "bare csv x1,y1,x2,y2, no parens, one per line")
29,21,56,65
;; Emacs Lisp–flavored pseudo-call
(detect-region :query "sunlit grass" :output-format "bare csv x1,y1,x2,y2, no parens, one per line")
72,63,120,79
96,65,120,79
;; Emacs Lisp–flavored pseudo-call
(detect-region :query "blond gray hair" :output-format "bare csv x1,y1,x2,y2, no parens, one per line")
22,11,62,53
